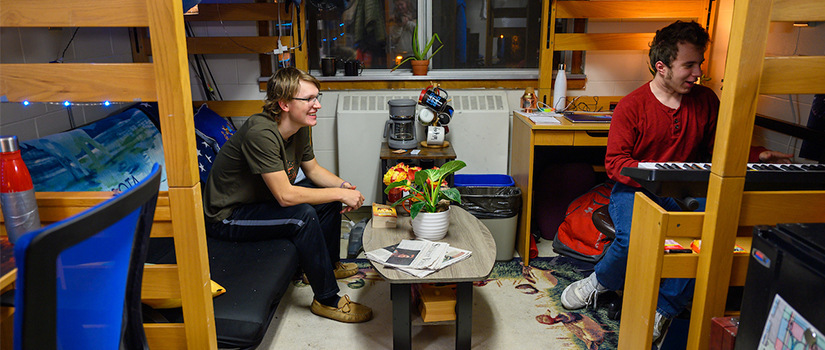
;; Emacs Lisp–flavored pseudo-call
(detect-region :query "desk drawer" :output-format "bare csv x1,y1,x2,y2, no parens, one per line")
534,131,574,145
573,131,609,146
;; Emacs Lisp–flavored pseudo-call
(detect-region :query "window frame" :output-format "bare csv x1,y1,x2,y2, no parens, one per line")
302,0,560,84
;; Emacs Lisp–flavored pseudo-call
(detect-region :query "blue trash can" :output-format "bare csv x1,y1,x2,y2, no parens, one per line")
454,174,521,261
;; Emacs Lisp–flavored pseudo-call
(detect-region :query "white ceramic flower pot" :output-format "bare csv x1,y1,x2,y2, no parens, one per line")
411,207,450,240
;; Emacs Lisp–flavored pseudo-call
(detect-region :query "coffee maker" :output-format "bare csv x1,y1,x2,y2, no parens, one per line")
384,99,418,149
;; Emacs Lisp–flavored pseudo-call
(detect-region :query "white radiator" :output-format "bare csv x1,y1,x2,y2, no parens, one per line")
336,90,511,204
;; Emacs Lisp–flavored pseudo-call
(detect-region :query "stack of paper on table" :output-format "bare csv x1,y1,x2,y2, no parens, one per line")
366,239,472,278
517,111,563,125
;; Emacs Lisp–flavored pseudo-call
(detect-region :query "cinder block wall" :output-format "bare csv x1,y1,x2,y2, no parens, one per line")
3,10,823,166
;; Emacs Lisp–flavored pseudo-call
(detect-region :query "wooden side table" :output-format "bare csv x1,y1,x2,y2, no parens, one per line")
379,142,457,203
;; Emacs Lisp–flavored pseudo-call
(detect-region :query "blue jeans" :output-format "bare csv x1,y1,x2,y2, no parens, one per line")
205,180,342,301
594,182,704,318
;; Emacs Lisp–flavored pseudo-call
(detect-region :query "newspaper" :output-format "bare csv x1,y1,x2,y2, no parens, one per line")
366,239,472,278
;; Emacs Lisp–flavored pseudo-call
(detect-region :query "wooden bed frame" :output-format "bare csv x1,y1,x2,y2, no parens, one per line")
1,1,223,348
617,0,825,348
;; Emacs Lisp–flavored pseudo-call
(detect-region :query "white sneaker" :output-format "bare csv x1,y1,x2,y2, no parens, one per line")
652,310,671,342
561,272,609,310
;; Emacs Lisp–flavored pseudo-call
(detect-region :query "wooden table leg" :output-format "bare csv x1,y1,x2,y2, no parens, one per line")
455,282,473,350
391,283,412,350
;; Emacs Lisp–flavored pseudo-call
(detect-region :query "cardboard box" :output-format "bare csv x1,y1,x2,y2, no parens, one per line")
372,203,397,228
418,285,456,322
710,317,738,350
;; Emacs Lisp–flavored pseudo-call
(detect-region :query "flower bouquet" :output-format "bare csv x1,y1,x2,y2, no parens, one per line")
383,162,421,211
383,160,466,220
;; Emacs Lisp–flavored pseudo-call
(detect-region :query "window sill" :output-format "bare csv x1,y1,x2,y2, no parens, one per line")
257,70,585,90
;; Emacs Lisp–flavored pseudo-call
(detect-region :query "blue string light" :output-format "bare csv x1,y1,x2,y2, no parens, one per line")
6,101,126,107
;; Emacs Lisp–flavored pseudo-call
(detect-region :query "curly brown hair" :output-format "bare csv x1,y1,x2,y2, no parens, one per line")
262,67,321,123
649,21,710,73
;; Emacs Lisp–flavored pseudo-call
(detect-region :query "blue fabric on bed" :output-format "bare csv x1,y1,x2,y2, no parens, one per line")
20,106,168,192
194,104,236,147
193,104,237,183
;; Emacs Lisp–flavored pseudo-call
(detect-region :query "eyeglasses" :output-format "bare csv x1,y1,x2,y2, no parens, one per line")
293,93,322,104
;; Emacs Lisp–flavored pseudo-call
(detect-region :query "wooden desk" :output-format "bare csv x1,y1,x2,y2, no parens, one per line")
509,112,610,264
363,206,496,350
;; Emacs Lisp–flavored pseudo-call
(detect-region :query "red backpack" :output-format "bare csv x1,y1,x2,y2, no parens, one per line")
552,182,615,263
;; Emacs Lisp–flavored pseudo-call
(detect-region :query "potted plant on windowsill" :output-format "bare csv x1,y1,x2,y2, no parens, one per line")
384,160,466,240
391,24,444,76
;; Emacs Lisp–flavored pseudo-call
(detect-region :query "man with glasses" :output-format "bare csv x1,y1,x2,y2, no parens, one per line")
203,67,372,323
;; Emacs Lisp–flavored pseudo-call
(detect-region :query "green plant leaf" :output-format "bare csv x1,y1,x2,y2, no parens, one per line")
384,180,410,193
390,22,443,71
409,200,427,220
440,187,462,204
436,160,466,178
421,33,443,61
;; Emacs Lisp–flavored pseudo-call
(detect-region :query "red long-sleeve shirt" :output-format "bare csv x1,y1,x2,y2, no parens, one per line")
605,82,768,187
605,82,719,187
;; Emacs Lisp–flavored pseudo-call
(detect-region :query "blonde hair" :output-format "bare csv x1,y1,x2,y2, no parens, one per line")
262,67,321,122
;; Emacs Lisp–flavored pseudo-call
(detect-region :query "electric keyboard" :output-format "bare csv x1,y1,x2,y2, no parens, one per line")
621,162,825,198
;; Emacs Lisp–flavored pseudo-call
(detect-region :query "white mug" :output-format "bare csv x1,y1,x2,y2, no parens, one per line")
426,126,445,146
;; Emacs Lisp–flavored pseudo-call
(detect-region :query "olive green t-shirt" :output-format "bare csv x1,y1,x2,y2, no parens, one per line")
203,113,314,222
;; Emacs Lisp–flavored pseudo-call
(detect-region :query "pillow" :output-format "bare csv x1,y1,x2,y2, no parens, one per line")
143,279,226,309
20,106,168,192
196,130,220,184
194,103,236,148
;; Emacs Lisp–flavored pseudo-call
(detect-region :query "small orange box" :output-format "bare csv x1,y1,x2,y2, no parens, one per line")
372,203,397,228
418,285,456,322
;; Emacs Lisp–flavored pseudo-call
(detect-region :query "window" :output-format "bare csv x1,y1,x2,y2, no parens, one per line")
305,0,544,72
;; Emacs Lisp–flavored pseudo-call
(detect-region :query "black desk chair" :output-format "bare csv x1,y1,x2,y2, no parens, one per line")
13,164,161,350
591,205,624,320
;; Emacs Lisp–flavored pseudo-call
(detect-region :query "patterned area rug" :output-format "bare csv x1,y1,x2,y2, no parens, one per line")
261,256,619,350
479,256,619,349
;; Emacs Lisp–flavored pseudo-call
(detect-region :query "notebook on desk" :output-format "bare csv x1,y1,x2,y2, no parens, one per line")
562,112,612,123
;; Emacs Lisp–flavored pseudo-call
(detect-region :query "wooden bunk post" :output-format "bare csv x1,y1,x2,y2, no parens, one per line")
0,0,220,348
537,0,555,104
618,194,669,348
146,0,217,349
688,0,772,347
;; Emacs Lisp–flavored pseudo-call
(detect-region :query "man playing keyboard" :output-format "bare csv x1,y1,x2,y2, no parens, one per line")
560,20,791,343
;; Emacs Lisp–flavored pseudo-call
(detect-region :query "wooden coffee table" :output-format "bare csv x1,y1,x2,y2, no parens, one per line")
363,205,496,350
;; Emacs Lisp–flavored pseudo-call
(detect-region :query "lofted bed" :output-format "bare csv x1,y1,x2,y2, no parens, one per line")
1,0,217,348
617,0,825,348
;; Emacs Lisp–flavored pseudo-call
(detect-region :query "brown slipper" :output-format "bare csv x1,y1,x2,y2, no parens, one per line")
333,261,358,279
310,295,373,323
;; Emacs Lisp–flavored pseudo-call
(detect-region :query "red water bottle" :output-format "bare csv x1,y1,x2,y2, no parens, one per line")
1,135,41,243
